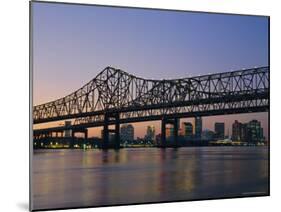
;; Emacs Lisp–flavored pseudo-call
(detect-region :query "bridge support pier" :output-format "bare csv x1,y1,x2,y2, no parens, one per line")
102,114,109,149
173,118,179,147
102,113,120,149
161,117,166,148
84,129,88,139
114,114,120,149
161,117,179,148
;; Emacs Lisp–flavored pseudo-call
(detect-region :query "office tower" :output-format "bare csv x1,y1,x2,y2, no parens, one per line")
215,122,225,140
195,116,202,139
246,120,264,143
232,120,242,141
120,124,134,142
145,125,155,141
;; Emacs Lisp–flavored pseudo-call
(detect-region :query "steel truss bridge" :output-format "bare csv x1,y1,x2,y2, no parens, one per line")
33,66,269,148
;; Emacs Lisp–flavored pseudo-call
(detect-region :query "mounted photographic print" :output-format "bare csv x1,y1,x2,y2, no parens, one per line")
30,1,269,211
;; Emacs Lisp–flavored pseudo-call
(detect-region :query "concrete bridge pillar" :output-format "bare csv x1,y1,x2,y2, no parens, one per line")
161,117,167,148
102,112,120,149
102,113,109,149
161,117,179,148
114,114,120,149
173,118,179,147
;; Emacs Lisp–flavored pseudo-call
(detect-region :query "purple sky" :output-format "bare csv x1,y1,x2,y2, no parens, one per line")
32,2,269,139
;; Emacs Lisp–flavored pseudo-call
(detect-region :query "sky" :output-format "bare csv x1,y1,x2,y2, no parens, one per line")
32,2,269,139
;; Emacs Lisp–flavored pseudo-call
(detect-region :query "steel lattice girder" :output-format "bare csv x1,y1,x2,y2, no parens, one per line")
33,66,269,125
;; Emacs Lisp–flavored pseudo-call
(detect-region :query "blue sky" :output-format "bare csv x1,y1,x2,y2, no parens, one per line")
32,2,269,138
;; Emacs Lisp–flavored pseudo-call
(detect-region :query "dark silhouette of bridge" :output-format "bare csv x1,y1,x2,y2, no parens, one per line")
33,66,269,149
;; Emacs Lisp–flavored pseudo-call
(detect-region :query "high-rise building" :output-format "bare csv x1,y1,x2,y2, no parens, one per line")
241,123,248,142
182,122,193,137
195,117,202,139
246,120,264,143
145,125,155,141
232,120,242,141
238,120,264,143
120,124,134,142
214,122,225,140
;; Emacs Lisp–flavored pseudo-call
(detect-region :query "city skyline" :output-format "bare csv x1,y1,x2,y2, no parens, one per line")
66,117,267,141
32,2,269,140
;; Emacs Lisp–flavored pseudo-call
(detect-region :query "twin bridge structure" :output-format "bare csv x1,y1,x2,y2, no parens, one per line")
33,66,269,149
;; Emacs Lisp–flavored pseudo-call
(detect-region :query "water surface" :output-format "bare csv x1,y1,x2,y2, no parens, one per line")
32,147,269,210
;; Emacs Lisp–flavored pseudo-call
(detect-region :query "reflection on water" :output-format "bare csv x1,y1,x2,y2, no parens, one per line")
32,147,269,210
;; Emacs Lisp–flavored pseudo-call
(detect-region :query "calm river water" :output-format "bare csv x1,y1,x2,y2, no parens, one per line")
32,146,268,210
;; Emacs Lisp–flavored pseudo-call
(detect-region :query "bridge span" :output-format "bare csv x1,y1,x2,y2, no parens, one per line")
33,66,269,148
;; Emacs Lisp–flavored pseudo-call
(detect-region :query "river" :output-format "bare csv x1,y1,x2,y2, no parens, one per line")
32,146,269,210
